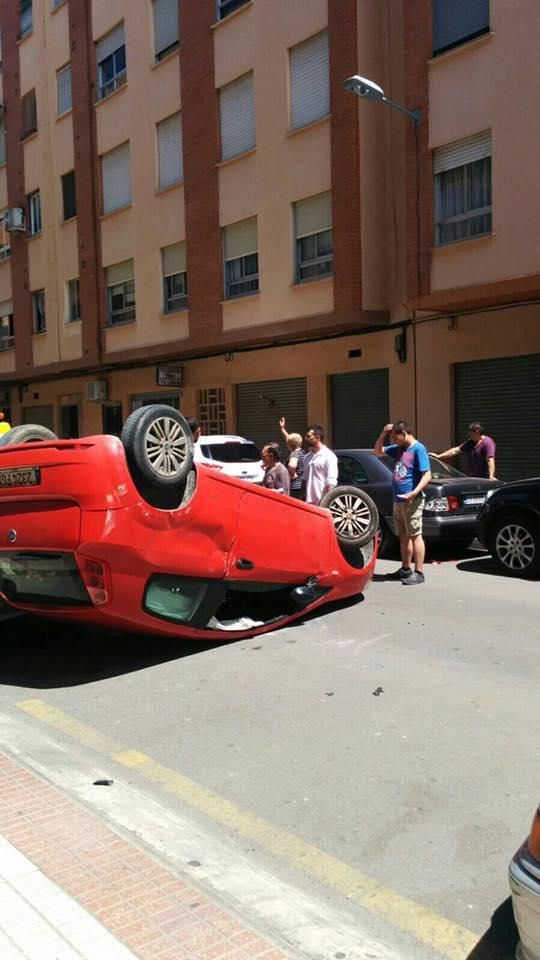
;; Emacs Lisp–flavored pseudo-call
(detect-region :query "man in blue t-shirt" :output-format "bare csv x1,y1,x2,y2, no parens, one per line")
374,420,432,585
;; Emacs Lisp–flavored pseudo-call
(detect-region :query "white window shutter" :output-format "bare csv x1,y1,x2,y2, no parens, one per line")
162,242,186,276
102,143,132,213
153,0,179,57
433,131,491,174
295,192,332,238
106,259,134,286
158,113,183,189
57,65,72,115
96,23,125,63
220,73,255,161
224,217,257,260
290,31,329,130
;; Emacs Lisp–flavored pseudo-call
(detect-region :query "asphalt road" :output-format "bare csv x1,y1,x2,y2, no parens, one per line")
0,548,537,960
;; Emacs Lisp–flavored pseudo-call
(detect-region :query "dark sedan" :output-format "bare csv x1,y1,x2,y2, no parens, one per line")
477,477,540,577
336,449,500,555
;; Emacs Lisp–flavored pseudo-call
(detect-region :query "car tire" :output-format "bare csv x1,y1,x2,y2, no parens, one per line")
320,485,379,547
378,517,399,558
121,405,194,492
488,512,540,578
0,424,58,446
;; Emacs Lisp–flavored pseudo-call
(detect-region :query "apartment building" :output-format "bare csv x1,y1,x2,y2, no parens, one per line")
0,0,538,480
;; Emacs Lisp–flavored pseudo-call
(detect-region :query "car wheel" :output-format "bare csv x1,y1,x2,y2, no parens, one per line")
0,424,58,446
488,513,540,577
121,405,194,491
378,517,399,558
320,485,379,547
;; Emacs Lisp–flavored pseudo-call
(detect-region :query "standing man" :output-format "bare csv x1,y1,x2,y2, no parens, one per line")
432,423,496,479
303,424,338,505
187,416,203,463
0,411,11,437
375,420,431,585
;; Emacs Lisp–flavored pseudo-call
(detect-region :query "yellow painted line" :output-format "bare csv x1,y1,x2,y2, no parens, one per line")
18,699,478,960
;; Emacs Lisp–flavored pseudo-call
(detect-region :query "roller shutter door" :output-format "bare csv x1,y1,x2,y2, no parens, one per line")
331,369,389,448
236,378,307,454
454,354,540,481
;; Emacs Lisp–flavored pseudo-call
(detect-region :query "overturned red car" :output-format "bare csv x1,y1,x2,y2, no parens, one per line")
0,406,378,640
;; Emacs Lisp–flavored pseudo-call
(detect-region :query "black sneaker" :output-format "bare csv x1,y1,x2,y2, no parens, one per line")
402,571,425,585
388,567,413,581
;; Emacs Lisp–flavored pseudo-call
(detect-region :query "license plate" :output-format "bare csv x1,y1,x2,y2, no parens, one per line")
463,495,485,506
0,467,40,489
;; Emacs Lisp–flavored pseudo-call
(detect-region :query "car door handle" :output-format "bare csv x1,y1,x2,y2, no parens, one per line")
236,558,254,570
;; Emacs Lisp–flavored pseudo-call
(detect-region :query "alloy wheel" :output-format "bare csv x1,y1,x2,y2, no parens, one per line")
144,416,191,478
327,491,374,541
495,522,536,571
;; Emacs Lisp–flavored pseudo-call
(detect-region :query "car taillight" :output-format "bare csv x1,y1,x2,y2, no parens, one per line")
425,497,450,512
78,557,111,606
527,807,540,860
447,495,460,511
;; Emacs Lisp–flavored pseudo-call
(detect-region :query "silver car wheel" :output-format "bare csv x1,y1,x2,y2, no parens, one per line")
327,492,373,540
144,416,191,478
495,523,535,571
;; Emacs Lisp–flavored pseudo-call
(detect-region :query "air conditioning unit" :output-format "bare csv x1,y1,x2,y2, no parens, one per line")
3,208,26,233
86,380,108,403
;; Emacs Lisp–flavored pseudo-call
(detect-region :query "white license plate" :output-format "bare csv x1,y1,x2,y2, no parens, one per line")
463,495,485,506
0,466,40,489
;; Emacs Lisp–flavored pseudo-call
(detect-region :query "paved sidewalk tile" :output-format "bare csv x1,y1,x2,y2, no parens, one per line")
0,752,289,960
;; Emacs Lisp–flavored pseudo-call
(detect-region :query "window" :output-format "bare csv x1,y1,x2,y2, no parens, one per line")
223,217,259,299
197,387,227,435
67,278,80,322
157,113,183,189
22,89,37,137
0,115,6,166
0,302,14,351
20,0,32,37
101,142,131,213
337,456,369,487
62,171,76,220
28,190,42,235
162,242,187,312
106,260,135,326
219,73,255,161
52,0,65,8
294,191,333,282
0,213,10,260
289,31,329,130
433,0,489,56
217,0,250,20
56,64,72,115
153,0,179,61
434,131,492,245
32,290,46,333
96,23,126,100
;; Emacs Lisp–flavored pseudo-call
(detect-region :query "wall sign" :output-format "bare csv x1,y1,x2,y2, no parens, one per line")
156,365,184,388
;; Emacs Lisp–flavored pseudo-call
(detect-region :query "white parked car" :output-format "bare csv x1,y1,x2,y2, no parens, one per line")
195,435,264,484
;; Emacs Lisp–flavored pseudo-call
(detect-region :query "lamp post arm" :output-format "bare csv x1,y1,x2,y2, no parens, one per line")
382,95,421,127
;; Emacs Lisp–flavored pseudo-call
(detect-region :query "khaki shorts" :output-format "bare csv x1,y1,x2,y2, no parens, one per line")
393,496,424,538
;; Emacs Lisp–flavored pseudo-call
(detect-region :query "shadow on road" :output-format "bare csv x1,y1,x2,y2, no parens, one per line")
457,555,540,580
0,616,228,690
466,897,519,960
0,590,367,690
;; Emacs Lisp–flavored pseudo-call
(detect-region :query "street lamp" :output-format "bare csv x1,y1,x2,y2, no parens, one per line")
342,75,420,127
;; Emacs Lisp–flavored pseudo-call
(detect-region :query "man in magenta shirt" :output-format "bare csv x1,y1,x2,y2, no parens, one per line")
433,422,497,479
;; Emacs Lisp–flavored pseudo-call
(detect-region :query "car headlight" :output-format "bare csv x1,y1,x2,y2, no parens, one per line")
485,489,496,501
425,497,449,512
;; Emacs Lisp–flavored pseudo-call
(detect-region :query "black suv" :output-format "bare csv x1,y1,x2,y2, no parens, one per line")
477,478,540,577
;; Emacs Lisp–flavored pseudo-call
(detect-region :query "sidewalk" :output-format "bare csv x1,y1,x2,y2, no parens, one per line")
0,751,288,960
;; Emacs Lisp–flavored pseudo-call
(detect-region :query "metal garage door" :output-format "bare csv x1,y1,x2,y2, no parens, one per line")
455,354,540,481
331,369,389,448
23,405,54,431
237,377,307,453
